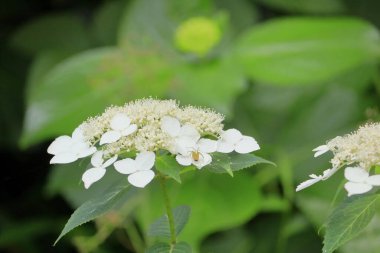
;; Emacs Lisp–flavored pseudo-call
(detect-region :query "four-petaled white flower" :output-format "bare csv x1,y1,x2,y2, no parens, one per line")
296,166,339,192
82,151,118,189
161,116,201,154
176,138,217,169
217,129,260,154
344,167,380,196
312,145,329,157
114,151,156,188
100,113,137,145
48,127,96,164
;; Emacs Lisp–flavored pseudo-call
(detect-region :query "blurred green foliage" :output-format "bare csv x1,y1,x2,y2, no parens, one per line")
2,0,380,252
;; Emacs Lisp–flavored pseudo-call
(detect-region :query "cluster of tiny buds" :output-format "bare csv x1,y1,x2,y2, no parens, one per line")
297,122,380,196
47,99,260,190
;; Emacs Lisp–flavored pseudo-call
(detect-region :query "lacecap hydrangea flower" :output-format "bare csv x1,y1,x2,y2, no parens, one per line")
296,123,380,196
47,99,260,189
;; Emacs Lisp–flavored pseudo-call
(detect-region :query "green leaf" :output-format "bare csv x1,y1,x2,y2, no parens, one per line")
155,155,183,183
148,205,191,238
206,153,233,176
230,153,275,171
235,17,380,85
253,0,346,14
20,47,173,147
206,153,274,175
146,242,192,253
10,13,91,55
138,171,262,249
54,182,134,244
323,194,380,253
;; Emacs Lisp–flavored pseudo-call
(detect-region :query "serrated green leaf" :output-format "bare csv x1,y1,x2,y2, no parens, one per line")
155,155,182,183
206,153,274,175
230,153,275,171
146,242,192,253
206,153,233,176
235,17,380,85
54,181,134,245
148,205,191,238
323,194,380,253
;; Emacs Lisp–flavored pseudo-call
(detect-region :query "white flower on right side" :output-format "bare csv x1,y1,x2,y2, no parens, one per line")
161,116,200,154
296,166,339,192
114,151,156,188
217,129,260,154
312,145,329,157
48,127,97,164
82,151,118,189
344,167,380,196
176,138,217,169
99,113,137,145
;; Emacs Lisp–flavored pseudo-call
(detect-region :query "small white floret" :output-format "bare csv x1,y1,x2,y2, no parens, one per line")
312,145,329,158
99,113,137,145
217,129,260,154
82,151,118,189
114,151,156,188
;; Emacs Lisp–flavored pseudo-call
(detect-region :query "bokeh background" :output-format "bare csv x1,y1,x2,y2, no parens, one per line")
2,0,380,252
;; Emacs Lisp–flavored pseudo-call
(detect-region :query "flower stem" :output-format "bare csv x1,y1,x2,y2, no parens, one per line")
159,175,177,246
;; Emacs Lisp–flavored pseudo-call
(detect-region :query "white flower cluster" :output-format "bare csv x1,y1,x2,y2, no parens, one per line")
47,99,260,189
296,123,380,196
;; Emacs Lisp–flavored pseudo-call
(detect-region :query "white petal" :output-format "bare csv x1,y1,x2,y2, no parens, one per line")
114,158,137,174
99,130,122,145
193,152,212,169
102,155,118,168
344,182,372,196
296,176,323,192
135,151,156,171
50,153,77,164
91,151,104,167
176,137,197,154
47,136,72,154
176,154,193,166
344,167,369,183
110,113,131,131
72,127,85,141
366,175,380,186
235,136,260,154
179,124,200,141
216,140,235,153
197,138,217,153
128,170,155,188
321,166,339,180
161,116,181,137
82,167,106,189
122,124,137,136
221,129,242,144
77,146,97,158
312,145,329,157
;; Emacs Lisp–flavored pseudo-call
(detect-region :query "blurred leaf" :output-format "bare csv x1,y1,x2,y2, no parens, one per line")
21,47,173,147
55,181,134,244
235,17,380,85
155,155,183,183
138,171,262,249
323,194,379,253
200,228,253,253
146,242,192,253
92,0,128,45
171,58,245,115
254,0,346,14
148,205,191,238
10,13,91,55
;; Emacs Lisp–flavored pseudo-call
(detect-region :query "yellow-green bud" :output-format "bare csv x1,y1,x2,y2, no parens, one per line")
174,17,222,56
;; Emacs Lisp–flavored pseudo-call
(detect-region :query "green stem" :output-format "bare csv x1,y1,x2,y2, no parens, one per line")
125,221,144,253
159,176,177,246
